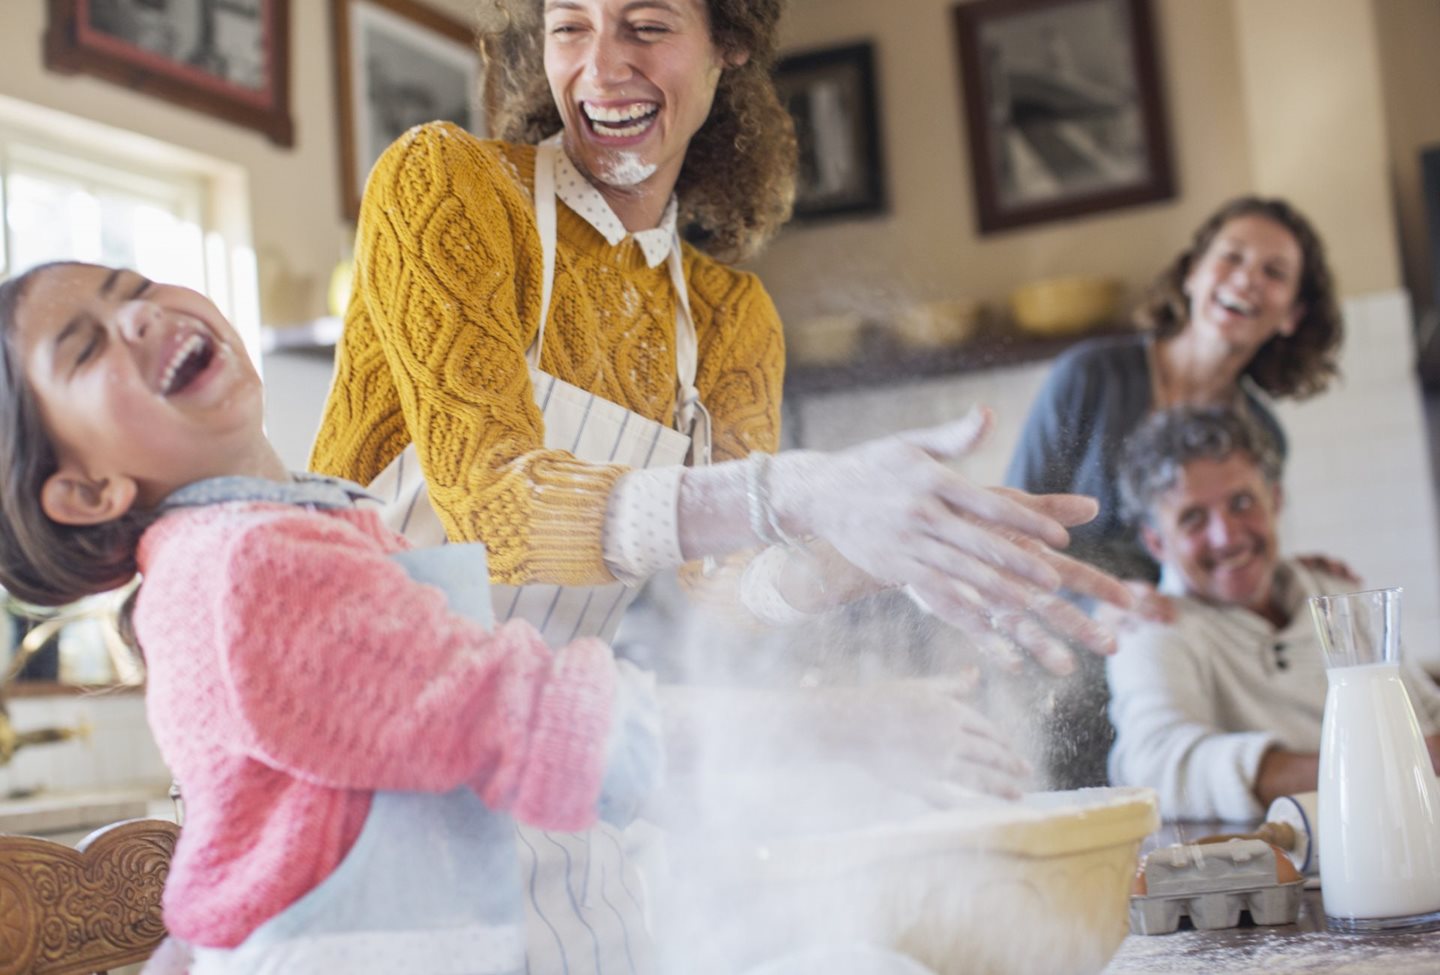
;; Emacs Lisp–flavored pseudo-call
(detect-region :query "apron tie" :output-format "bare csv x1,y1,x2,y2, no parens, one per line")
676,386,712,468
534,140,710,465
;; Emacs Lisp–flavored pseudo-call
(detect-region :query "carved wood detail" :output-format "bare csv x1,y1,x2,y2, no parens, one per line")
0,819,178,975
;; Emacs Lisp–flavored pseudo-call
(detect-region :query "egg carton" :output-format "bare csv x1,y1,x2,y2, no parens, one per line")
1129,838,1306,935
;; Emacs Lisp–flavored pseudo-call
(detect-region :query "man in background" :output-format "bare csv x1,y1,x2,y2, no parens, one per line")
1107,405,1440,820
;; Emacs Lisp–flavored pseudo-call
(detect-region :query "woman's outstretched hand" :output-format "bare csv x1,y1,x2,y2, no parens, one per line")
825,677,1033,803
1294,552,1362,586
771,408,1132,675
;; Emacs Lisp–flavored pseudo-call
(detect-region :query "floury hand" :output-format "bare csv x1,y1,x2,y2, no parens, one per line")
769,409,1133,674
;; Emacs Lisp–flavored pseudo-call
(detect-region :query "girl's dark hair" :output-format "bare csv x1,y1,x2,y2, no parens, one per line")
1133,196,1343,399
478,0,797,264
0,262,150,607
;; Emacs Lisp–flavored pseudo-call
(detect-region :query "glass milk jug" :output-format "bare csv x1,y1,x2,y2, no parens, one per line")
1310,587,1440,931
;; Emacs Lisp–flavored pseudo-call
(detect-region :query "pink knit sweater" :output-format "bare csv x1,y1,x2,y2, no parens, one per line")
134,502,617,948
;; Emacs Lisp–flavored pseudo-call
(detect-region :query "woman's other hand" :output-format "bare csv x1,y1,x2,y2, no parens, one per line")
1092,580,1179,633
1295,552,1362,586
772,408,1133,674
820,676,1032,803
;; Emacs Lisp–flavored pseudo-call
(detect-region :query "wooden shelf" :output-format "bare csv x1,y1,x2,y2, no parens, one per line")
784,322,1134,396
257,317,1132,388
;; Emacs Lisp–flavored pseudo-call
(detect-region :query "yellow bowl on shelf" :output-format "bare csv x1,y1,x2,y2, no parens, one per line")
788,313,868,367
891,300,981,351
1010,275,1122,337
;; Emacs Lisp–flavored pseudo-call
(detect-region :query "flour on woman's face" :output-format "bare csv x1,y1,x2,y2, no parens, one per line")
594,150,658,188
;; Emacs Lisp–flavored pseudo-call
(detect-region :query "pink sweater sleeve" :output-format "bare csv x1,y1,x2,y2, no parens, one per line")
210,510,616,831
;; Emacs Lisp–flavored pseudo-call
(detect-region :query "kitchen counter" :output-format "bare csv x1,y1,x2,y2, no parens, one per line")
0,786,173,840
1103,821,1440,974
1104,888,1440,974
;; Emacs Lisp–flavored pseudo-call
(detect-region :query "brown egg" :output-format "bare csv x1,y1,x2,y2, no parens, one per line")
1132,860,1148,896
1270,843,1302,884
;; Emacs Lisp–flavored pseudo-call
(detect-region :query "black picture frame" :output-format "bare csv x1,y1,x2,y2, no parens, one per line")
44,0,294,147
331,0,480,220
953,0,1174,234
774,41,887,221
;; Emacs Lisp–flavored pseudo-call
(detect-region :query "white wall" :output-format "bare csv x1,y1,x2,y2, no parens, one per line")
1275,290,1440,667
263,351,339,470
0,693,169,801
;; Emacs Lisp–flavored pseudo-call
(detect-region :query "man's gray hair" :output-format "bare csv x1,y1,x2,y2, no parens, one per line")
1118,405,1284,526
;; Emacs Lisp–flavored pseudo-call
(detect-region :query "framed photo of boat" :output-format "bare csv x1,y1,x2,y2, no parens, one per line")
952,0,1174,234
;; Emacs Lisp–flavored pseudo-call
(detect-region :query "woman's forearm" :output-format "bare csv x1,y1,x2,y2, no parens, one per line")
673,452,874,616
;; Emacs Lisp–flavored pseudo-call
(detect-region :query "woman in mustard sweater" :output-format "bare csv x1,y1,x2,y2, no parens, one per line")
311,0,1125,660
309,0,1132,970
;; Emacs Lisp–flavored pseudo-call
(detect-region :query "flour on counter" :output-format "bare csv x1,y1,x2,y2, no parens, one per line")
1104,928,1440,974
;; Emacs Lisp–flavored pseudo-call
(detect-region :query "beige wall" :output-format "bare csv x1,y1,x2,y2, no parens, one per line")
0,0,1417,326
0,0,477,325
1232,0,1399,297
754,0,1402,327
1374,0,1440,312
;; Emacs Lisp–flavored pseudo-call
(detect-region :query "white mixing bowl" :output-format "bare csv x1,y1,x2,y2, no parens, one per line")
663,786,1159,975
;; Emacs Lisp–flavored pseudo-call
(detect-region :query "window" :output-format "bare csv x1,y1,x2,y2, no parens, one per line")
3,142,208,291
0,94,260,357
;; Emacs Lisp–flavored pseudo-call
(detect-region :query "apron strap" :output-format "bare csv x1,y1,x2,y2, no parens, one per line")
530,139,710,465
666,235,712,467
528,143,560,372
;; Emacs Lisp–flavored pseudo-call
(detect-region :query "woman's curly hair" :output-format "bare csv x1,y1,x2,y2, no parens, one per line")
478,0,797,264
0,263,151,607
1133,196,1342,399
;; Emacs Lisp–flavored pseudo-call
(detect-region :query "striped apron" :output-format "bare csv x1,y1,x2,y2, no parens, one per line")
367,140,709,975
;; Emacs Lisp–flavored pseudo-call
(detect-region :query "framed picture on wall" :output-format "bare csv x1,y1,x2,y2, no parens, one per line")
331,0,480,220
953,0,1174,234
774,41,887,221
44,0,294,147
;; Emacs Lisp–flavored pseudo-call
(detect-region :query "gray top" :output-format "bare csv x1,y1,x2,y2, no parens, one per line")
1004,333,1287,582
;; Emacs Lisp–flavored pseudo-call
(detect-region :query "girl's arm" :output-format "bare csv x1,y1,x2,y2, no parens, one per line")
213,511,632,831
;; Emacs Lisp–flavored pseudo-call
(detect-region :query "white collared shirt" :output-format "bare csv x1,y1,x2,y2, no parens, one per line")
548,144,808,621
541,143,690,587
551,147,678,269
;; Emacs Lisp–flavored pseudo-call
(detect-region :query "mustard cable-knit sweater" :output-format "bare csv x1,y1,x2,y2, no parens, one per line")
310,123,784,587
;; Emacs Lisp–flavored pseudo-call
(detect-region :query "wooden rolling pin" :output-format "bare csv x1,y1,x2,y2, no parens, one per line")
1195,821,1298,851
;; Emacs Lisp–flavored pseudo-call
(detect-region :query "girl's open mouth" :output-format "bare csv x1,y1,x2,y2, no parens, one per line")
160,331,218,396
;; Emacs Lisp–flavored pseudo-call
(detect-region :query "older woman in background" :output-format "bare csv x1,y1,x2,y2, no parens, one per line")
1007,196,1343,585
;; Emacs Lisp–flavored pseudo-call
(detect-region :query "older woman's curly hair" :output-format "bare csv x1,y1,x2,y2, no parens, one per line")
477,0,797,264
1133,196,1342,400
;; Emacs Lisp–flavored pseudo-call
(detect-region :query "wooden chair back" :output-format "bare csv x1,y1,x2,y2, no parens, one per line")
0,818,179,975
